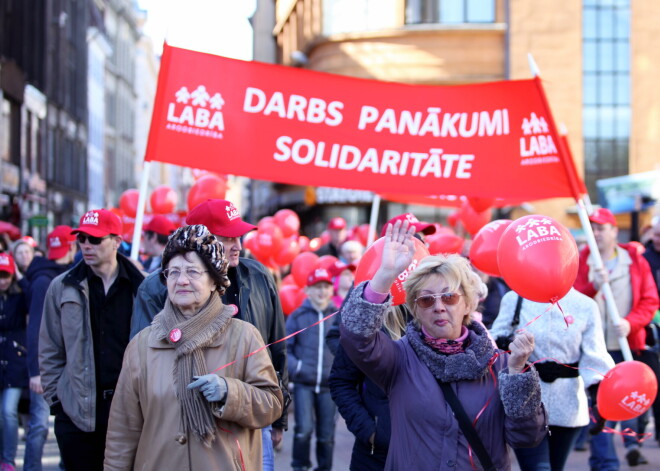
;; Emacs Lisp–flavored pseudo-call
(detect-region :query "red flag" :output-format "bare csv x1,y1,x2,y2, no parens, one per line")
145,43,583,201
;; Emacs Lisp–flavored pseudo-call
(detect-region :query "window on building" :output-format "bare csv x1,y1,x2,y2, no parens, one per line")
582,0,630,198
406,0,496,25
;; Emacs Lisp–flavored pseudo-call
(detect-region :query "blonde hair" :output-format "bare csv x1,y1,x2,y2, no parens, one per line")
383,304,409,340
403,254,487,326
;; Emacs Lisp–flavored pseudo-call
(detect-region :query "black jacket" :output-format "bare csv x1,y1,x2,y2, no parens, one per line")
0,281,28,389
129,257,289,429
643,241,660,297
23,257,71,377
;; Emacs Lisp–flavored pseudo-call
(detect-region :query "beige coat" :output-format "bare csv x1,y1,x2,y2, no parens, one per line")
104,318,283,471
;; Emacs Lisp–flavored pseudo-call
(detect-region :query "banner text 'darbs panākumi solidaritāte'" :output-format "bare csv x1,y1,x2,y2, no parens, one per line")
146,44,583,201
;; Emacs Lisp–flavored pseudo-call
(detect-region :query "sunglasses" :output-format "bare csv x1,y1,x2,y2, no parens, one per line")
414,293,462,309
76,234,111,245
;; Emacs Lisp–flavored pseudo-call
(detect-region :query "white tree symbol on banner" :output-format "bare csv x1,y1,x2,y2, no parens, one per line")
175,87,191,104
210,93,225,110
191,85,211,107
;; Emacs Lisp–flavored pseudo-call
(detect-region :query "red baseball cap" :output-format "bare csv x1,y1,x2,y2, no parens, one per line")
186,199,256,238
380,213,436,237
72,209,123,237
589,208,617,227
328,217,347,230
0,252,15,275
144,215,177,236
47,225,76,260
328,260,357,277
306,267,333,286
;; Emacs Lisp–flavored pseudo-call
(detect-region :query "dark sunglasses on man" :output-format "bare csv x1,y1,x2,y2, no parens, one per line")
76,234,111,245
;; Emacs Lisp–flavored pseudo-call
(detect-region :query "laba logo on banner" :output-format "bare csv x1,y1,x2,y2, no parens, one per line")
166,85,226,139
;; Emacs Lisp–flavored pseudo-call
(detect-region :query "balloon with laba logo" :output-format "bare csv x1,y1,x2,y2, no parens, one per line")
597,361,658,421
497,215,578,303
354,237,430,306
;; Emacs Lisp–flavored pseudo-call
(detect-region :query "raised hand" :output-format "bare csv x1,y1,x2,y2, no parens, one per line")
370,220,416,293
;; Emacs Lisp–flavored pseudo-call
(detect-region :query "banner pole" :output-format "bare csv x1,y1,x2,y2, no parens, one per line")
130,161,151,261
367,195,381,247
576,198,633,361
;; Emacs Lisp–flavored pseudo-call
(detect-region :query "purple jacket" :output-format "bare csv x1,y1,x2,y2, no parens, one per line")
340,283,547,471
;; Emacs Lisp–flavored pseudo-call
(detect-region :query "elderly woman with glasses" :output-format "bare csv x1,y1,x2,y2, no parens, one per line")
339,221,548,471
104,225,283,470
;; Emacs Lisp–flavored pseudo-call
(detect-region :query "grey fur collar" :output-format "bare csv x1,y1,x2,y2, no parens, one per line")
406,321,496,382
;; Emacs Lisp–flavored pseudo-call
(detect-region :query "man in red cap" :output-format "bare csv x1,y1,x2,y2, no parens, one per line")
129,199,289,469
316,217,348,258
22,226,77,470
39,210,145,471
574,207,659,468
141,215,177,273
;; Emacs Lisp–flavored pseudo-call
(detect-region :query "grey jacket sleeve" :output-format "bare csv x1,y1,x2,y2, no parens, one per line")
38,280,65,407
130,270,167,339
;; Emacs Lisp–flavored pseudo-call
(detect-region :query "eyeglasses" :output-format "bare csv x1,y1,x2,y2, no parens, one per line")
162,267,208,281
414,293,462,309
76,234,110,245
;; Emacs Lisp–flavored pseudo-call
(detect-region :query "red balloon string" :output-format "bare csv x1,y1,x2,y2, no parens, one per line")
218,426,246,471
211,310,339,374
588,411,653,444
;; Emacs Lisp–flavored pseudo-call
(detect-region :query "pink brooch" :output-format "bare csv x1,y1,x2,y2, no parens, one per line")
169,328,182,343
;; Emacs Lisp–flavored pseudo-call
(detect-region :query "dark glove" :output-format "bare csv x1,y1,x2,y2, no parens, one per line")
588,383,606,435
187,374,228,403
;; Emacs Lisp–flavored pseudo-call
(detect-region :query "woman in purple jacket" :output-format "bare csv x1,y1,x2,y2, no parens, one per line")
339,221,548,471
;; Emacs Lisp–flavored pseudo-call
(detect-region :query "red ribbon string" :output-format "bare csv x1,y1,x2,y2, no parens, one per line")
219,426,246,471
211,310,339,373
587,410,653,444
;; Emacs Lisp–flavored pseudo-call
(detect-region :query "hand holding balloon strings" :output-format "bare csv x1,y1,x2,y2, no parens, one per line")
507,330,535,375
370,221,416,294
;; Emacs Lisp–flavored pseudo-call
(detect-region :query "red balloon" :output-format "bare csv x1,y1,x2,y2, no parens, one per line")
352,224,374,247
426,233,464,255
298,235,311,252
447,210,460,228
354,237,430,306
119,189,140,218
0,221,21,240
291,252,320,287
282,274,297,286
319,230,331,245
597,361,658,421
467,197,496,213
252,227,283,260
273,235,301,266
150,185,178,214
315,255,339,271
242,231,257,253
459,201,492,236
497,215,578,303
296,288,308,308
274,209,300,237
258,217,275,229
187,175,227,211
279,285,302,315
469,220,513,277
308,237,323,251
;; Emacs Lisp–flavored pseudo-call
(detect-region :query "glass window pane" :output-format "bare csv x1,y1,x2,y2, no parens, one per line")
599,41,615,72
440,0,465,23
615,75,630,105
598,9,614,39
583,106,599,138
614,9,630,39
599,106,615,137
615,42,630,71
583,74,598,105
598,74,615,105
583,8,597,40
466,0,494,22
614,107,630,138
583,41,597,72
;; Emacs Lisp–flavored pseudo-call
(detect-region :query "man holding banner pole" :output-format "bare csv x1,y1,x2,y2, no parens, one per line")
574,207,659,469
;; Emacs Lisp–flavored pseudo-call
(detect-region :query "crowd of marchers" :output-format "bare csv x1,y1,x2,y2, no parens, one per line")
0,201,659,471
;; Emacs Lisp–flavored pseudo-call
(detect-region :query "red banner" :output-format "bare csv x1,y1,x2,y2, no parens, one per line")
145,43,584,201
